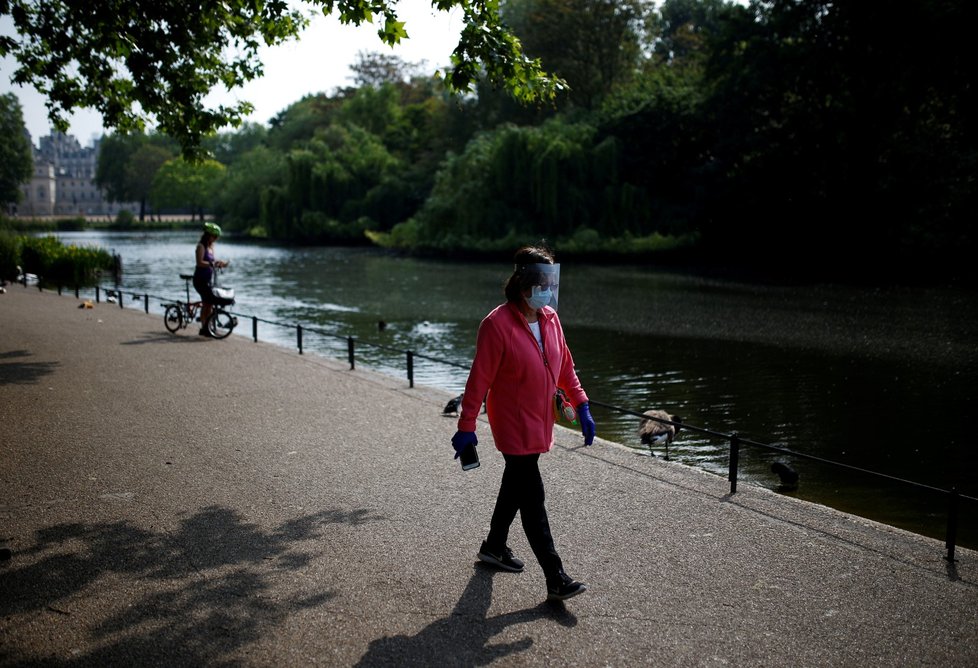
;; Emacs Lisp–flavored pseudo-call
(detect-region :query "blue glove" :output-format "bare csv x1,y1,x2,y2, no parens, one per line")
452,431,478,459
577,402,595,446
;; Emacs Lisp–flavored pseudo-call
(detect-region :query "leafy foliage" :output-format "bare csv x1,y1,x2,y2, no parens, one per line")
260,123,401,243
1,0,565,159
51,0,977,282
151,157,226,218
14,234,114,286
204,123,269,166
0,93,33,207
212,145,286,233
267,94,344,152
697,0,978,269
348,51,427,88
380,117,677,252
0,229,20,280
95,133,177,221
650,0,729,65
501,0,646,110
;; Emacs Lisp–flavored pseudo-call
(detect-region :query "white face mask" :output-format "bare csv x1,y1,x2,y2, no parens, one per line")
525,286,553,310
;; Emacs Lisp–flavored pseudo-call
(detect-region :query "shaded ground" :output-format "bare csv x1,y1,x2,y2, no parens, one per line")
1,287,976,666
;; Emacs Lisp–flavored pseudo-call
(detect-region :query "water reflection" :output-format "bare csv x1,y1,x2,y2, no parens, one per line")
56,231,978,547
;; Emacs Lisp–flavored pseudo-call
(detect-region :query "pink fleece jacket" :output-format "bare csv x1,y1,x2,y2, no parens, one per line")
457,301,588,455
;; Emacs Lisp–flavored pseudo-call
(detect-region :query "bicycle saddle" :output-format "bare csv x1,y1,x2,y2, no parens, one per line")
179,274,194,280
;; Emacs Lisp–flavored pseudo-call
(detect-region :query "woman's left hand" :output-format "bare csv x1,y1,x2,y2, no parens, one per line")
577,402,596,446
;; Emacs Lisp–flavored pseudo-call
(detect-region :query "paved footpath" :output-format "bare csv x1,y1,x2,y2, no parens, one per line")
1,286,976,666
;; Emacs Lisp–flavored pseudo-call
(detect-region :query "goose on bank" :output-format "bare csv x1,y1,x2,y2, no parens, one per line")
638,410,682,456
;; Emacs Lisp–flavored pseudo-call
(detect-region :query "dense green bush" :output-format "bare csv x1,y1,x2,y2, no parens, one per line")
558,227,699,256
16,235,115,287
0,229,21,280
0,217,56,233
114,210,136,228
53,217,86,231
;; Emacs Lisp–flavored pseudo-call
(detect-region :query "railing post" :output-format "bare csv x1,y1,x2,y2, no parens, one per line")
252,316,258,342
946,488,959,563
347,336,355,370
144,294,149,314
297,324,303,355
118,292,123,309
95,286,100,303
407,351,414,388
728,432,740,494
58,285,62,295
74,286,79,299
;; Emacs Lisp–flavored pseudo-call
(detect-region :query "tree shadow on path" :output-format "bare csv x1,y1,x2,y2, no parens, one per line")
0,349,59,385
355,564,577,666
0,505,382,665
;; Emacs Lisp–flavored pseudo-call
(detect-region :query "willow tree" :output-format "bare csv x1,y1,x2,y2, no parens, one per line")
389,118,655,251
260,124,401,242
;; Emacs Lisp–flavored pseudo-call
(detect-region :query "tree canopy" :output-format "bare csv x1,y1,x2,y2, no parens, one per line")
502,0,646,110
68,0,977,284
0,0,564,159
94,132,177,220
152,157,226,220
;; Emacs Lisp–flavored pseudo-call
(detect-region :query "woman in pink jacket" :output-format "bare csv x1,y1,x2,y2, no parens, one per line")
451,245,596,601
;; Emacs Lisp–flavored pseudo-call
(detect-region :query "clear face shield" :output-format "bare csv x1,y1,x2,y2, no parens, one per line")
519,263,560,310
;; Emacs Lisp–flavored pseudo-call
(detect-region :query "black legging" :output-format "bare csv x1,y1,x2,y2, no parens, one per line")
485,453,563,578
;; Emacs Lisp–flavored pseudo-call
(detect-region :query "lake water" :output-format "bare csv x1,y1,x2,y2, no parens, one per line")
54,231,978,548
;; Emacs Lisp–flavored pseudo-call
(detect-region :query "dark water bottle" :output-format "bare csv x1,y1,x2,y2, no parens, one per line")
459,443,480,471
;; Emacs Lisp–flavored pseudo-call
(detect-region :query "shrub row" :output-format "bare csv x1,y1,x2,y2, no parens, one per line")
0,231,116,287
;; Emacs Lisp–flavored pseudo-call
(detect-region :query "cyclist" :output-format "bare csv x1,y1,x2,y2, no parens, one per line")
194,222,230,337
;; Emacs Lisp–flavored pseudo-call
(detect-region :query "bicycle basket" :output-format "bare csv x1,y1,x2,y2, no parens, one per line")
211,286,235,305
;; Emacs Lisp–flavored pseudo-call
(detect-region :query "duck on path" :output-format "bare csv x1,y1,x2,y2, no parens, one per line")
443,394,462,416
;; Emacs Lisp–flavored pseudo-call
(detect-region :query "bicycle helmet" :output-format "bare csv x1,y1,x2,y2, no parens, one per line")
203,222,222,237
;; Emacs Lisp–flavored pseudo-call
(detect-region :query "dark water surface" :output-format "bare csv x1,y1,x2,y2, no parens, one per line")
58,231,978,548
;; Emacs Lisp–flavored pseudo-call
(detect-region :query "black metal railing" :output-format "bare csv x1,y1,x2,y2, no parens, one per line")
20,277,977,562
587,400,975,563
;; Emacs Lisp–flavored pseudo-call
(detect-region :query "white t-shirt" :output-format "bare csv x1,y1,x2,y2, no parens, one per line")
528,320,544,352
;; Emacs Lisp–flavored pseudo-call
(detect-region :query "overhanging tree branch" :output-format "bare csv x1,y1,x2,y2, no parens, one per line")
0,0,565,159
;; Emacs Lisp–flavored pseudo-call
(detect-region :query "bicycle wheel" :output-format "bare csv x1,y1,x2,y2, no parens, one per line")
207,309,237,339
164,304,184,333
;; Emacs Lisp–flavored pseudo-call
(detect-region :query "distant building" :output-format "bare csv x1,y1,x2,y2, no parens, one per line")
21,162,57,216
16,131,138,217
